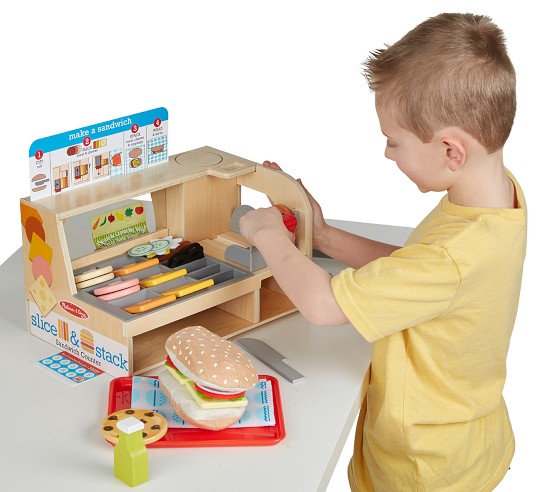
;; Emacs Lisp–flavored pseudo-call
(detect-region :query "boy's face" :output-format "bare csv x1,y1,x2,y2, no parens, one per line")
375,97,449,193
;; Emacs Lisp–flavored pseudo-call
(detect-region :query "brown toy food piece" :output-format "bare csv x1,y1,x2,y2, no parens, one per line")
157,239,192,263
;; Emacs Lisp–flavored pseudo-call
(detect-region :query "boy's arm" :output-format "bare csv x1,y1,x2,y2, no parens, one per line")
240,207,350,326
315,223,401,268
264,164,399,267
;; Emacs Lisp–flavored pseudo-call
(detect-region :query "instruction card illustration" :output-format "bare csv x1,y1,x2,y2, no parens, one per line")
28,107,168,201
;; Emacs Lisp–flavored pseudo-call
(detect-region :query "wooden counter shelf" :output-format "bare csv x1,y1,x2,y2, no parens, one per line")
20,146,311,377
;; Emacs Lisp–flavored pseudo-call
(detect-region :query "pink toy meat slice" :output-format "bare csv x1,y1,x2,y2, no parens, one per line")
93,278,140,296
97,284,141,301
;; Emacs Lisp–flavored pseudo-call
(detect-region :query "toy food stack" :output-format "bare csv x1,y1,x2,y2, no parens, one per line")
21,147,312,377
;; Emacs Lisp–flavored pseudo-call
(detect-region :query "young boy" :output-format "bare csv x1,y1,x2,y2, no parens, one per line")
239,12,526,492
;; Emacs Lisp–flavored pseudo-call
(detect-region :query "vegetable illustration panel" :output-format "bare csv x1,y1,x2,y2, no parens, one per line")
90,202,148,249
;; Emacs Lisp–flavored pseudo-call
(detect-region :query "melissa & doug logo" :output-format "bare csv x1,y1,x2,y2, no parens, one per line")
59,300,89,319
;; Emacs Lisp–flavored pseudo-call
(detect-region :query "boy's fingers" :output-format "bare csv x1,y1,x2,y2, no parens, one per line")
263,160,281,170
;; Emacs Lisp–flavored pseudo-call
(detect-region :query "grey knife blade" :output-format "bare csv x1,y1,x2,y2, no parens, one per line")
235,338,305,383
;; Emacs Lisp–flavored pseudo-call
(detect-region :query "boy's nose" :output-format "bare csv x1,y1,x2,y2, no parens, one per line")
384,149,395,161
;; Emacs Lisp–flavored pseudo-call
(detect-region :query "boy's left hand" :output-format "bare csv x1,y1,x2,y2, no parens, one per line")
239,207,295,246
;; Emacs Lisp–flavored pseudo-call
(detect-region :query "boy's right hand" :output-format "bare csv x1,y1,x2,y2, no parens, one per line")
263,160,328,250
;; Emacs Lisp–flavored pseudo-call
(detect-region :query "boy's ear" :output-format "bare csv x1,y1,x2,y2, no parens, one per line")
439,129,467,172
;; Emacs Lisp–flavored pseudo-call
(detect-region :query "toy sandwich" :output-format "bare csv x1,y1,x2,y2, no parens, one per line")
159,326,258,431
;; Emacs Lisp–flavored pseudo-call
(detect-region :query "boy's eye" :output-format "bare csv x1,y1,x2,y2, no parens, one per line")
386,140,396,149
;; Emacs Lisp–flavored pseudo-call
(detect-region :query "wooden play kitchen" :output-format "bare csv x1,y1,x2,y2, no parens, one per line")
20,146,312,377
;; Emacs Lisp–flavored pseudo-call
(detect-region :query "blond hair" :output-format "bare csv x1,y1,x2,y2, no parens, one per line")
363,13,516,153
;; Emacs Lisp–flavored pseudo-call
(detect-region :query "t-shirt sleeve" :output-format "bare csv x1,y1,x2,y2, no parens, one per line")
331,243,461,342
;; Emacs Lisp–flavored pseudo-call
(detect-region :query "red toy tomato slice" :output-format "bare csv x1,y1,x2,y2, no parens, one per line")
194,384,246,400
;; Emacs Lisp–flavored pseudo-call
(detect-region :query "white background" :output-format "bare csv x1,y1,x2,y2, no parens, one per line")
1,2,555,490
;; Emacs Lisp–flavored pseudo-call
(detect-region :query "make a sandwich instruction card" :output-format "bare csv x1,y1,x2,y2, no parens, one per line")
28,107,168,201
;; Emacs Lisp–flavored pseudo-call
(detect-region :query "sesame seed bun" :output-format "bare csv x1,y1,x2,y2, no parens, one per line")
165,326,258,393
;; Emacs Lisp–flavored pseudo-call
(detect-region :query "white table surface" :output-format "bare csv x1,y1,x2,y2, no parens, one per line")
0,219,411,491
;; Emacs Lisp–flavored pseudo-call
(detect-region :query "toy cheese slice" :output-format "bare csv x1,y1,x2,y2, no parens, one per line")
113,258,159,276
139,269,187,287
161,278,214,298
123,294,176,314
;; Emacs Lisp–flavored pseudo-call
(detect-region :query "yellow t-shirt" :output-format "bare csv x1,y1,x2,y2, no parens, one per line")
331,174,527,491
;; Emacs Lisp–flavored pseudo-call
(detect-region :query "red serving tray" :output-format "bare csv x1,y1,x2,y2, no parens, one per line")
107,375,286,447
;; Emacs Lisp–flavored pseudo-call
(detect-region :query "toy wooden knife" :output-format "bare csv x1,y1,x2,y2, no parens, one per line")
235,338,305,383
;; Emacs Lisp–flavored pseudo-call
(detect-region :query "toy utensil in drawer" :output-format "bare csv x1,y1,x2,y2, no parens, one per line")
139,268,187,287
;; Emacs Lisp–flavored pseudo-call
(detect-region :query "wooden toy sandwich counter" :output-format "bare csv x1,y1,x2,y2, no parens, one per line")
20,146,312,377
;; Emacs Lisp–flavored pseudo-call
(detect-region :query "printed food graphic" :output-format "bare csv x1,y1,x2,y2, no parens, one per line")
31,173,49,193
80,329,95,354
93,152,111,178
127,146,144,171
90,202,148,249
129,148,142,158
67,144,82,156
21,202,56,315
111,152,122,166
147,135,167,165
30,275,56,316
52,163,70,193
72,158,90,185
